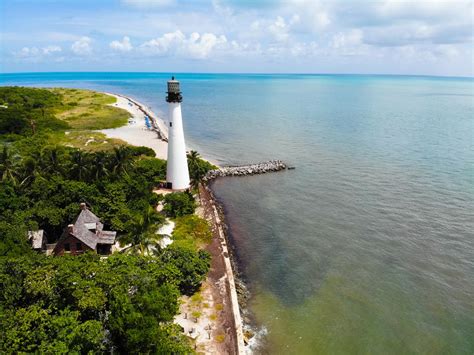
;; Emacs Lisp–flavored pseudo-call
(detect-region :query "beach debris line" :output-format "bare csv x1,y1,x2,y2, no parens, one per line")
203,160,290,181
116,93,169,142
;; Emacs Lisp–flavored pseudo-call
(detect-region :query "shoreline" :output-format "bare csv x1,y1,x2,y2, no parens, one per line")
99,93,169,159
198,184,247,354
101,92,247,353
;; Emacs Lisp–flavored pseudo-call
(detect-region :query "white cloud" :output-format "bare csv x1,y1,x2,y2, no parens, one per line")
187,32,227,59
250,15,300,43
140,30,228,59
4,0,472,75
140,30,186,55
110,36,133,52
42,45,62,55
71,37,92,55
15,45,62,59
285,0,331,31
268,16,290,42
17,47,40,58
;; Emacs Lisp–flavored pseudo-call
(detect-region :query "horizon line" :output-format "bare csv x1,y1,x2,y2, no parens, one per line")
1,71,473,80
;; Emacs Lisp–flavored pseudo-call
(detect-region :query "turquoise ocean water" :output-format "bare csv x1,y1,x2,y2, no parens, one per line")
1,73,473,353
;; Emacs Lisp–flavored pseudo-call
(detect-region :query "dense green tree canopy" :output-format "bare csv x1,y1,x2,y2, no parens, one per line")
163,191,196,218
0,252,209,353
0,87,212,353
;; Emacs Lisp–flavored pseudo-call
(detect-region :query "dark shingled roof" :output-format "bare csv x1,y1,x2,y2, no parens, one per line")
98,231,117,245
58,205,116,250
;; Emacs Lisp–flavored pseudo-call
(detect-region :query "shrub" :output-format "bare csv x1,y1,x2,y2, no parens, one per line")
128,146,156,158
135,157,166,185
172,215,212,248
163,191,196,218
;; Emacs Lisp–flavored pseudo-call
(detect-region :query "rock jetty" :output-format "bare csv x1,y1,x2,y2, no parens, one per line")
204,160,288,181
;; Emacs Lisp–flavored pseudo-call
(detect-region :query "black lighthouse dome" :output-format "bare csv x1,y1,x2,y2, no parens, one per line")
166,76,182,103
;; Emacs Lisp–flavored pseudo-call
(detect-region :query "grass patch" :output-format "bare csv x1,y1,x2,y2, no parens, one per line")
49,88,130,130
50,130,128,152
191,311,201,323
172,215,212,249
190,292,204,304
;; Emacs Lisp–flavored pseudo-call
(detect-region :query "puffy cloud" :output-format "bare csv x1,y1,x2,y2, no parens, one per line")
110,36,133,52
269,16,289,41
140,30,228,59
187,32,227,59
249,15,300,43
140,30,186,54
16,47,40,58
71,37,92,55
284,0,331,30
15,45,62,59
268,16,290,42
277,0,472,48
42,45,62,55
4,0,472,75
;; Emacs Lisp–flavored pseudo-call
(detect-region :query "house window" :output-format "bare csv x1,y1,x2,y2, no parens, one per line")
76,242,82,250
169,122,172,127
64,243,70,252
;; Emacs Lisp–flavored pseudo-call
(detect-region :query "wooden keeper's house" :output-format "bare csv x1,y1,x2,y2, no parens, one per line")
53,203,116,256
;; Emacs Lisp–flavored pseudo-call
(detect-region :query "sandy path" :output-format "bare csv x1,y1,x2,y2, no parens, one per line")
99,94,168,159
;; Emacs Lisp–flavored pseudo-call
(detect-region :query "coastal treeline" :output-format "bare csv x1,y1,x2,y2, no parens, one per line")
0,86,214,353
0,251,209,353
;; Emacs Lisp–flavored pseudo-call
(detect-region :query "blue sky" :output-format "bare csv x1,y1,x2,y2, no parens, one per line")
1,0,473,76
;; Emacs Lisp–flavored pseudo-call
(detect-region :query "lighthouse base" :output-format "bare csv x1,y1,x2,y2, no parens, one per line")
161,181,190,192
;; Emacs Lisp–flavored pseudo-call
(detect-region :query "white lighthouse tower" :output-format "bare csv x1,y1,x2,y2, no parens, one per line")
166,76,190,190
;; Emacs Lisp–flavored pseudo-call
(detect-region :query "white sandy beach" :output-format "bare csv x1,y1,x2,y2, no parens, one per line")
100,93,169,159
101,92,245,353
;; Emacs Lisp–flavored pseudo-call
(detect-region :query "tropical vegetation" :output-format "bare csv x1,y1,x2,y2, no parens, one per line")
187,150,216,188
0,251,209,353
0,86,214,353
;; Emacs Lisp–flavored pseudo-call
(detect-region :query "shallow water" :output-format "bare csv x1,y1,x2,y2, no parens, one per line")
2,72,474,353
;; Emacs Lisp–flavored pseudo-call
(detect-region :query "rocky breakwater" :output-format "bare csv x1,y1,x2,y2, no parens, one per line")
204,160,288,181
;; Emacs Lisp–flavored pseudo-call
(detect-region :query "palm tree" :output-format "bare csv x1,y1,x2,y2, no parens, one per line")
0,145,19,184
111,146,133,176
187,150,207,188
40,146,62,175
91,151,109,180
18,156,37,188
120,206,164,256
71,150,90,181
